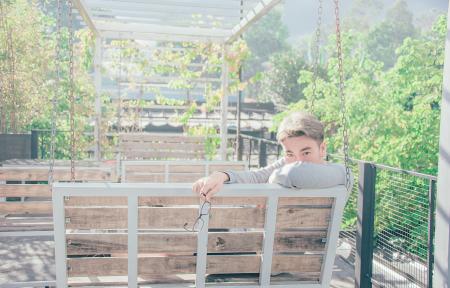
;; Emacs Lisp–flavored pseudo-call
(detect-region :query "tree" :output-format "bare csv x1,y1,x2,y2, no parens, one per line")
260,49,308,107
366,0,417,68
242,9,290,101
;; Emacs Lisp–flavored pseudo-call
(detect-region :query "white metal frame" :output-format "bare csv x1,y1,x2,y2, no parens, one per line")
120,160,248,182
53,183,347,288
433,2,450,286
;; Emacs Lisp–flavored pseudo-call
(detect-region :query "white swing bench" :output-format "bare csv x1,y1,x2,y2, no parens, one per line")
53,183,347,287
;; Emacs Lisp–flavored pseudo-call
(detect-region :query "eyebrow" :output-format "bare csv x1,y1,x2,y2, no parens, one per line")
285,147,312,153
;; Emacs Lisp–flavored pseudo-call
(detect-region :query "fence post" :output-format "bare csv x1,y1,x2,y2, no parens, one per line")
427,179,436,288
30,130,38,159
237,135,243,161
355,162,376,288
258,140,267,168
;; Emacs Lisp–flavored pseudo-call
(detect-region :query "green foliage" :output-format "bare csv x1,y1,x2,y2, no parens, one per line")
274,13,446,258
0,0,110,159
243,9,290,101
260,49,308,107
366,0,417,68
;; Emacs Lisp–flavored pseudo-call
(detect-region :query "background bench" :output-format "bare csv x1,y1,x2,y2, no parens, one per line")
121,160,247,183
0,160,115,233
53,183,347,287
119,133,206,160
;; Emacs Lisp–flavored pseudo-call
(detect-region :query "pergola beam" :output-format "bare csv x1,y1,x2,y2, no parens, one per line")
100,30,225,43
72,0,99,36
96,21,231,39
226,0,282,44
88,0,251,12
433,3,450,287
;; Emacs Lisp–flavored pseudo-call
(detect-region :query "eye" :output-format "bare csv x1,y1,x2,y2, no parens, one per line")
303,151,311,156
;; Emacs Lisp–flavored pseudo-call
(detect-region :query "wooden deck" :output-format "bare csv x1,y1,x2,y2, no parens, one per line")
0,235,355,287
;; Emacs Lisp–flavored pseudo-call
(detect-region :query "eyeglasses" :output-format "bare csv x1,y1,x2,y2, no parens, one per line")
183,199,211,232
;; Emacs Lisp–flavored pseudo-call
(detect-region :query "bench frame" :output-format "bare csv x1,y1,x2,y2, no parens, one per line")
53,183,347,288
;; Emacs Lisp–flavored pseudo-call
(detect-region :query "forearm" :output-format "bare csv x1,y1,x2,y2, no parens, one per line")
270,162,351,189
225,158,285,184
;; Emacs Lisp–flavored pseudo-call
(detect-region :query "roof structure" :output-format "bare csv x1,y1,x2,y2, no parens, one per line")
73,0,282,43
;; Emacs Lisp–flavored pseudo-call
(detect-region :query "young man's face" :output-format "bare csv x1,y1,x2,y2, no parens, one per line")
281,136,326,164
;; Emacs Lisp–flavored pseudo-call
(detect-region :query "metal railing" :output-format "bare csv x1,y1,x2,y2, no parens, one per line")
232,134,437,288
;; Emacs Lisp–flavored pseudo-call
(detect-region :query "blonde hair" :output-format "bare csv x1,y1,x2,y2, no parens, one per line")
276,111,324,143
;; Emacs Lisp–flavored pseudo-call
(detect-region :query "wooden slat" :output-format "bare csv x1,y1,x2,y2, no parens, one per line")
139,207,265,229
0,201,52,214
65,208,128,229
274,231,327,253
67,255,322,277
63,197,329,208
278,197,334,206
0,184,51,197
209,164,247,171
276,207,331,229
125,165,166,173
119,133,204,144
0,167,112,181
0,216,53,231
271,255,323,273
121,142,204,151
139,196,266,206
67,232,265,255
64,196,128,207
65,207,265,229
168,173,205,183
168,165,206,173
123,174,166,183
122,151,204,160
67,234,128,255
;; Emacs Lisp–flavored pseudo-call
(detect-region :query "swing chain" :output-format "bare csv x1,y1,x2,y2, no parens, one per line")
49,0,62,187
310,0,323,111
68,0,75,182
334,0,352,191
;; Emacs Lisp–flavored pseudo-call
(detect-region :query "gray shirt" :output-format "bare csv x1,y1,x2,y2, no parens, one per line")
226,158,352,190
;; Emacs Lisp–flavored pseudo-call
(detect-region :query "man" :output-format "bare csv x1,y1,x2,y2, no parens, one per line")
193,111,352,200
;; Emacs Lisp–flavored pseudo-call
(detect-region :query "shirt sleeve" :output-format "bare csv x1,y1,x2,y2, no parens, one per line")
225,158,285,184
268,161,353,190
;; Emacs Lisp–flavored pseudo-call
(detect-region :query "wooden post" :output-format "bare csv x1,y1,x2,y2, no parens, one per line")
433,3,450,286
355,162,376,288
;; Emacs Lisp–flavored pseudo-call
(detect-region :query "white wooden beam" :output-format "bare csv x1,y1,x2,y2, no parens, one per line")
220,44,229,160
72,0,99,36
433,2,450,287
100,30,225,43
226,0,282,44
87,0,242,16
96,21,230,39
93,37,102,161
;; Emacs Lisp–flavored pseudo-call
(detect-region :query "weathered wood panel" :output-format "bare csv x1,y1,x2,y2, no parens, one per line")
67,254,322,277
65,206,330,230
0,184,51,197
0,201,52,214
276,207,331,229
0,167,113,181
63,196,266,207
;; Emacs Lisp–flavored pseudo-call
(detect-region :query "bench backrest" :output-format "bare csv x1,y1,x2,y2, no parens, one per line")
0,164,115,232
119,133,206,160
53,183,347,287
121,160,247,183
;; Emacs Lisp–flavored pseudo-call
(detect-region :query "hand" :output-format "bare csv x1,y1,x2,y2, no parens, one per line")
192,172,229,201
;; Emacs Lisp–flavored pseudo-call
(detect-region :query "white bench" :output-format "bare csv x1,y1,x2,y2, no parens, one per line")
53,183,347,287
